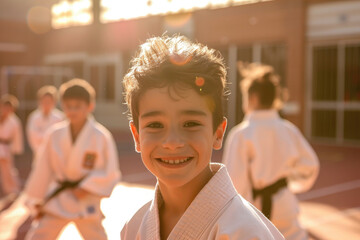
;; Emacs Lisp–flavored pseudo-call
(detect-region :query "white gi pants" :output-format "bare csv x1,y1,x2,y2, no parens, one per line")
25,213,107,240
0,158,20,195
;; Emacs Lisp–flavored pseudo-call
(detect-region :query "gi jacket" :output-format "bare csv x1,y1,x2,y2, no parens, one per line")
24,117,121,219
121,164,284,240
26,108,64,153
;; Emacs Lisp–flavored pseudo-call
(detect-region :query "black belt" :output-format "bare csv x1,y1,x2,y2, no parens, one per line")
45,176,87,203
252,178,287,219
35,176,87,219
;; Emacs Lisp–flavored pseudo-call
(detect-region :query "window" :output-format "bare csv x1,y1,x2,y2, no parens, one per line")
345,45,360,102
312,46,337,101
308,42,360,143
89,64,116,101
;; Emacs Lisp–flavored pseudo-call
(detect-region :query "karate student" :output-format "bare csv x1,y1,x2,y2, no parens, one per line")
0,94,23,196
121,35,284,240
222,63,319,240
26,85,64,154
24,79,121,240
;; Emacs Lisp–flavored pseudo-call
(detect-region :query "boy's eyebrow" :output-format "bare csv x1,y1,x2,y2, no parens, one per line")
140,111,163,119
140,110,207,119
181,110,207,116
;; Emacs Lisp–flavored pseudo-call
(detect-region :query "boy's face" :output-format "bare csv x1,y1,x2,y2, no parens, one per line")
130,86,226,188
39,95,55,114
62,99,93,125
0,103,13,118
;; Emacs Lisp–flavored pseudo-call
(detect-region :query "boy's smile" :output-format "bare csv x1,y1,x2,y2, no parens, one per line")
130,86,226,188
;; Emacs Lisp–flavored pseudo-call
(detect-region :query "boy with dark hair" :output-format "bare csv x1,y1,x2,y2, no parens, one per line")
26,85,64,154
0,94,23,196
121,36,283,239
24,79,121,240
223,63,319,240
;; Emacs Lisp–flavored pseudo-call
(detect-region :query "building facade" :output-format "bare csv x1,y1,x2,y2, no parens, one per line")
0,0,359,145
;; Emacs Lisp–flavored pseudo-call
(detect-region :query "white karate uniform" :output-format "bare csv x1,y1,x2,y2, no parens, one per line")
222,110,319,240
0,113,23,194
121,163,284,240
26,108,64,153
24,117,121,240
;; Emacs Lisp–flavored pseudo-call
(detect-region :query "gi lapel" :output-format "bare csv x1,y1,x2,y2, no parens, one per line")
168,164,238,240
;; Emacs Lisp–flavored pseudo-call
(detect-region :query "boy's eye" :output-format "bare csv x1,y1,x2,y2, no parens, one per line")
146,122,163,128
183,121,201,128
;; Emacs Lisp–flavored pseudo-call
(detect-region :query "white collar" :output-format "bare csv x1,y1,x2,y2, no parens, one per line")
143,163,238,240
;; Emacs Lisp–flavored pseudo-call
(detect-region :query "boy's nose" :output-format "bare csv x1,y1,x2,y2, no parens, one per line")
162,128,184,150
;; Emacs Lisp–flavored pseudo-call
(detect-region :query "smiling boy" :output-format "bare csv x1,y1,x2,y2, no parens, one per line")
121,36,284,240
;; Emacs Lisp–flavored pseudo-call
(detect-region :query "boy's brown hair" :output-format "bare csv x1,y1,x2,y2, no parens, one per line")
37,85,58,101
0,94,19,110
239,62,286,109
59,78,96,104
123,35,227,130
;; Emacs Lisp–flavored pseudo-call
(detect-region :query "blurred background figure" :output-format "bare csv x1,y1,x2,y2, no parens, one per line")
26,85,64,155
222,63,320,240
24,79,121,240
0,94,24,198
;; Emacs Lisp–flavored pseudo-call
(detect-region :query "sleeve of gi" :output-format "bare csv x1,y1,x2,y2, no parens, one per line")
287,124,320,193
26,112,42,152
11,115,24,155
222,129,253,201
23,132,53,201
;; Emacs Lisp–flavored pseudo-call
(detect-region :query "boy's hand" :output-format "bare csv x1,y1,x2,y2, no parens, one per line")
72,188,89,199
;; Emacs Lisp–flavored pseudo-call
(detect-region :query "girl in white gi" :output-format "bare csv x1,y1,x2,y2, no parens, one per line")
0,94,23,196
24,79,121,240
222,63,320,240
121,36,284,240
26,85,64,154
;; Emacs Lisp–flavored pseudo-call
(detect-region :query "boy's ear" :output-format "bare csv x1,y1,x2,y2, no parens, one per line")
213,117,227,150
89,102,95,112
129,121,141,153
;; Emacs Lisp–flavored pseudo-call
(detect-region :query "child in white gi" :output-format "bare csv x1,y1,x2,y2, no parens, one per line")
24,79,121,240
121,36,284,240
222,63,320,240
0,94,23,196
26,85,64,154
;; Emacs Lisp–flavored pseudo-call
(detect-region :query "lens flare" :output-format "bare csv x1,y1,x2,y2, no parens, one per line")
27,6,52,34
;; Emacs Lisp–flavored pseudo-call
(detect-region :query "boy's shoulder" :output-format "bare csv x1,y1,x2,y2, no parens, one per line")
92,120,113,138
28,108,41,119
47,120,68,135
121,200,152,239
212,194,284,239
52,108,64,118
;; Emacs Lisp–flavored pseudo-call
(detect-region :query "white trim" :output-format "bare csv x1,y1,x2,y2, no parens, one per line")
298,179,360,201
0,42,26,52
227,44,238,130
252,43,261,63
311,102,360,110
336,43,345,143
44,52,88,64
305,43,313,139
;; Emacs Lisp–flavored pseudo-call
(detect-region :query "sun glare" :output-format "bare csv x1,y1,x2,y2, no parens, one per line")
51,0,272,27
51,0,93,29
99,0,272,23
